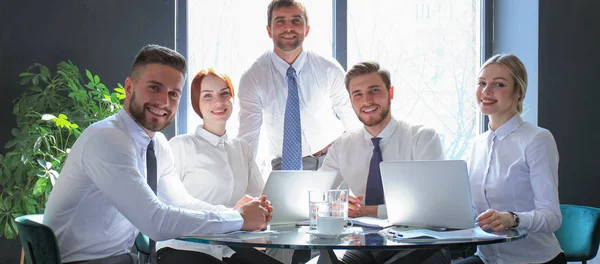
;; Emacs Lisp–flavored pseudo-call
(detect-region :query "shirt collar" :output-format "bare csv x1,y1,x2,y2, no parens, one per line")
117,109,153,150
270,49,308,77
195,125,228,147
362,117,398,140
489,114,524,140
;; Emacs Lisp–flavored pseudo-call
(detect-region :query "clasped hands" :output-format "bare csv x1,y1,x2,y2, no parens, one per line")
236,195,274,231
347,195,378,218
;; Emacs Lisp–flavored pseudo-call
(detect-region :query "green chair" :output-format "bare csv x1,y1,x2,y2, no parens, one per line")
555,204,600,263
15,214,61,264
135,233,150,263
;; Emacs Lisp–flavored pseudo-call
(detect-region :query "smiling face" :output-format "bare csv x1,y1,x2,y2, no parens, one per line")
349,72,394,136
267,5,310,54
476,64,520,127
125,63,184,136
198,74,233,127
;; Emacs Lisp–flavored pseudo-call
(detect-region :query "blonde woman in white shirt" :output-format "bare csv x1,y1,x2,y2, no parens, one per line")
157,69,269,264
457,54,565,264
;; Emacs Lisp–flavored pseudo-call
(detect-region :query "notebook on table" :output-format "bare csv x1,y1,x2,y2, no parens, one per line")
261,170,338,225
380,160,475,230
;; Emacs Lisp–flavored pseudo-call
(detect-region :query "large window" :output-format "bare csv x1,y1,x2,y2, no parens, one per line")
186,0,481,176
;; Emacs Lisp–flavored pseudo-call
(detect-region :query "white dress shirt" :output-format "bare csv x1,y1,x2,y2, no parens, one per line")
238,49,360,159
43,110,243,263
158,125,264,258
320,118,444,218
468,114,563,263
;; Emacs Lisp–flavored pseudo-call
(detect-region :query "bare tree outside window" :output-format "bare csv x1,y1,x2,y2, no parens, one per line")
347,0,481,160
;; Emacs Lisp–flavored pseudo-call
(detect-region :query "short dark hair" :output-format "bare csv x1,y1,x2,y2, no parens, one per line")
131,44,187,79
345,61,391,91
267,0,309,27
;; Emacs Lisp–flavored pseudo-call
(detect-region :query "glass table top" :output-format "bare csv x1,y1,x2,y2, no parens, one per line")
178,225,527,250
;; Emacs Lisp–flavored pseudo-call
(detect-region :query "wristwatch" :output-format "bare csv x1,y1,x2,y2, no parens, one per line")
508,211,520,228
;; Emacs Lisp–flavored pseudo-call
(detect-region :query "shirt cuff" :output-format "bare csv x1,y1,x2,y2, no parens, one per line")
216,211,244,233
516,211,531,230
377,205,388,219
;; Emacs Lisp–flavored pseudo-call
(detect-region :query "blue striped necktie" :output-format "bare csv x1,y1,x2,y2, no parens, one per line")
282,66,302,170
365,137,384,205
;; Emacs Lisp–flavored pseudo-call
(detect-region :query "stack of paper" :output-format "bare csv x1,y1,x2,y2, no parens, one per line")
384,226,507,241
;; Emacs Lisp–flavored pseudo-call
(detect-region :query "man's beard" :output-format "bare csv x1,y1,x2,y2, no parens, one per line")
358,101,391,127
275,34,303,51
128,91,174,132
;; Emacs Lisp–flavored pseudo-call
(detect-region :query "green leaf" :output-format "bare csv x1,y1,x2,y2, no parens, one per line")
31,86,43,92
97,83,107,90
5,219,16,239
20,75,34,85
19,72,34,77
40,65,51,78
36,158,45,168
32,76,39,86
86,69,93,82
94,75,100,84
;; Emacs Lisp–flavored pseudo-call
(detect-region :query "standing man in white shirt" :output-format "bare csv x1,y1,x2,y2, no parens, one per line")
238,0,360,171
320,61,450,264
43,45,271,264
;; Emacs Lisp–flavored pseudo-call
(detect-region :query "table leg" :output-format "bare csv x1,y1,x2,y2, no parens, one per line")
317,249,342,264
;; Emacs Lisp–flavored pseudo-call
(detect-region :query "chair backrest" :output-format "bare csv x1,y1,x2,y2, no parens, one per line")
15,214,61,264
555,204,600,262
135,233,150,255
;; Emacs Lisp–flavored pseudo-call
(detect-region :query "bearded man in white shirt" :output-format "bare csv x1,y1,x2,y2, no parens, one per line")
320,61,451,264
43,45,272,264
238,0,360,171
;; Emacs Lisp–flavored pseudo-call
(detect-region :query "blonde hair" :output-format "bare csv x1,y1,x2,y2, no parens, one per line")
190,68,234,119
480,54,528,113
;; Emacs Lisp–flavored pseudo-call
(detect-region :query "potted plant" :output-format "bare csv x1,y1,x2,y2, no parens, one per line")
0,61,125,238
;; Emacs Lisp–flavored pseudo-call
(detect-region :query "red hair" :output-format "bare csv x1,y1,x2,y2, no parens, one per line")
190,68,235,119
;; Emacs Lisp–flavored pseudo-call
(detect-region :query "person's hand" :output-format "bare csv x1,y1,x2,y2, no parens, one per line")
347,196,378,218
348,195,363,216
238,200,269,231
257,195,274,222
233,195,255,209
475,209,514,232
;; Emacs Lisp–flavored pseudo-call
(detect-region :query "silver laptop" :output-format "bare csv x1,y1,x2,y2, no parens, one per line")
380,160,475,230
261,170,338,225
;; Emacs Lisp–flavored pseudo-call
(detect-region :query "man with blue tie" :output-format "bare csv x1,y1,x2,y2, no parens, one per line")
320,61,451,263
237,0,360,171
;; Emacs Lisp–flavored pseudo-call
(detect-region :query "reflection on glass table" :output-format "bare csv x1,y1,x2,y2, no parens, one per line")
178,225,527,264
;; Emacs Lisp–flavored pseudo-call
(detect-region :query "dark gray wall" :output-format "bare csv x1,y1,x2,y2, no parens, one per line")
0,0,176,262
0,0,177,156
539,0,600,208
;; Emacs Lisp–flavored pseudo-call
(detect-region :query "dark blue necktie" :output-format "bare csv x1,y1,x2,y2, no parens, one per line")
365,137,384,205
282,66,302,170
146,140,157,264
